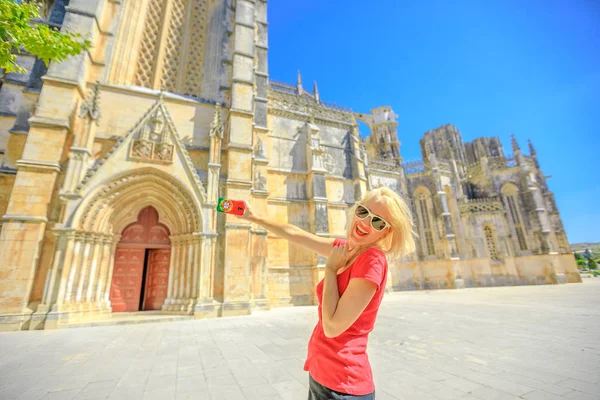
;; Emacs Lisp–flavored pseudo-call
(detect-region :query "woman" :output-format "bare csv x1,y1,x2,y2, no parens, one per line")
238,187,416,399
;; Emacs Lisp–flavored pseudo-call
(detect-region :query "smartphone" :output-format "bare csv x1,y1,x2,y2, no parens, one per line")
217,197,246,216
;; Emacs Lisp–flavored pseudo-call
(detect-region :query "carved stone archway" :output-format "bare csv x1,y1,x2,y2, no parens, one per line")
39,168,212,328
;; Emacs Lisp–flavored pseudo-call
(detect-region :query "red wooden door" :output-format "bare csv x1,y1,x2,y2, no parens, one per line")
143,249,171,310
109,248,146,312
110,206,171,313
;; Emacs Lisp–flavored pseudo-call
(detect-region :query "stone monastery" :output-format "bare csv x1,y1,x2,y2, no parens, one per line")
0,0,580,331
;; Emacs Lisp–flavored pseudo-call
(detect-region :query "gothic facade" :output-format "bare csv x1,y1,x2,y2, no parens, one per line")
0,0,580,331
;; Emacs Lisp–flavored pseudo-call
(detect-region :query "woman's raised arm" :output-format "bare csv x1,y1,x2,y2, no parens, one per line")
238,201,335,258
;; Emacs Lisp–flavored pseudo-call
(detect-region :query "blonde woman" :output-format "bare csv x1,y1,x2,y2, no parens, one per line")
238,187,416,399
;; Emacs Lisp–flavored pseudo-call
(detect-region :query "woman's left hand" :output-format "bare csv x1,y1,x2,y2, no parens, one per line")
326,244,358,272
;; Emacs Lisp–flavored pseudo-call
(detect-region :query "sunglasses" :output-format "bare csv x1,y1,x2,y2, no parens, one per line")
355,204,390,231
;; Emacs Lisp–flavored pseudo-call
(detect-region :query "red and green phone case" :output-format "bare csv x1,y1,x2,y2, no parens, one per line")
216,197,246,216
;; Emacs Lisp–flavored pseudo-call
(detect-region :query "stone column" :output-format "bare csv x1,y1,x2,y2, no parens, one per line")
102,238,119,310
165,235,178,310
194,233,219,319
66,233,86,308
84,234,104,313
220,0,257,317
94,234,114,314
174,236,185,308
75,234,94,308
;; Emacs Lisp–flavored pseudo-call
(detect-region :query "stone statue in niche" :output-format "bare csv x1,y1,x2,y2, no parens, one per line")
255,137,267,159
254,169,267,191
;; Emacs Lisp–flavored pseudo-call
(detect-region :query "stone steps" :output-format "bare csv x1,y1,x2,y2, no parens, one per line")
58,312,194,329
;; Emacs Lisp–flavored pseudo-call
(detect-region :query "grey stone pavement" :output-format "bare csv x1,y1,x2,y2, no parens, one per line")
1,280,600,400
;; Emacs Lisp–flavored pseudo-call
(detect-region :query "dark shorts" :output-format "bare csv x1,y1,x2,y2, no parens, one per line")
308,374,375,400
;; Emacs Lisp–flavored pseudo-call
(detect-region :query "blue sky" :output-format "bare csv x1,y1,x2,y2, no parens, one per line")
267,0,600,244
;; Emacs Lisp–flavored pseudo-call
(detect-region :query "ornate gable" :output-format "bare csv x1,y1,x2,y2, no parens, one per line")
76,94,206,202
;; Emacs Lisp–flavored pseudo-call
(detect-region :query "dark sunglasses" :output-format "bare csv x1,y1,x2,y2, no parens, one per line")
355,204,390,231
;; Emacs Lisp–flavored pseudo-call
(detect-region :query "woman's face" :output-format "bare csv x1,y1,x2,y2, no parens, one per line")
348,196,392,247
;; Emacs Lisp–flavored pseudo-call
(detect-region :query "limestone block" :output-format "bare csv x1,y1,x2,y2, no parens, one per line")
5,55,36,84
226,150,252,182
0,117,14,150
231,82,253,112
228,113,253,145
30,230,57,303
235,1,255,26
69,0,104,18
325,179,345,202
0,82,24,115
266,172,287,198
254,103,267,128
34,85,77,120
256,47,267,73
257,24,268,48
327,206,348,237
234,25,254,55
223,228,251,300
255,0,267,23
249,233,267,298
256,75,268,99
21,127,68,163
0,222,45,314
233,55,254,83
0,175,16,216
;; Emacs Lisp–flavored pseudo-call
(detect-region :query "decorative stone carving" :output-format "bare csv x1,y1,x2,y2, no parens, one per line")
79,81,101,121
154,142,174,161
254,170,267,191
268,82,354,129
76,95,206,200
131,139,153,159
209,103,224,138
130,107,174,163
255,137,267,159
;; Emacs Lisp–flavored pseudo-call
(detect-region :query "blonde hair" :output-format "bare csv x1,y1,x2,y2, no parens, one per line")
346,187,416,260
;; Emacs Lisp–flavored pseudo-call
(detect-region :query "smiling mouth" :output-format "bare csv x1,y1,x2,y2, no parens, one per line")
355,225,368,237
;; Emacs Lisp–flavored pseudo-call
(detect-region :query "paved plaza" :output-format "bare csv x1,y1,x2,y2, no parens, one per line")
1,280,599,400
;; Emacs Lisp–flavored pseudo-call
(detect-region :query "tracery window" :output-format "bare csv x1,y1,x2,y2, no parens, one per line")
134,0,210,98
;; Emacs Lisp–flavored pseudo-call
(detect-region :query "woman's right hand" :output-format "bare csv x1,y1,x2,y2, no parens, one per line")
238,200,257,222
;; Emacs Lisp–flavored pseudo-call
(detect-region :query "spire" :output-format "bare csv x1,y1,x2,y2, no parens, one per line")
528,139,536,157
511,133,520,153
297,70,303,95
313,80,320,103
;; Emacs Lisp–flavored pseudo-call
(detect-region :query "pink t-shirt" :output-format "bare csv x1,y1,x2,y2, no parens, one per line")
303,238,388,395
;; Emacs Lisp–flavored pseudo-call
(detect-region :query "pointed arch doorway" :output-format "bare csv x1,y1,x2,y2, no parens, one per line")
109,206,171,312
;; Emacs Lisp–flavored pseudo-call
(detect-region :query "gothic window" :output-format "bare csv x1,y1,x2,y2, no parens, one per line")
484,225,499,260
415,188,436,256
134,0,211,98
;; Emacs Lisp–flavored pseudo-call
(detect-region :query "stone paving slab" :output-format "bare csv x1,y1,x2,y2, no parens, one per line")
1,280,599,400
